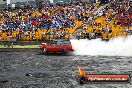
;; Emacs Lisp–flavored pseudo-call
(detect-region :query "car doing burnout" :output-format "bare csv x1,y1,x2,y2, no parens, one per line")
39,40,73,55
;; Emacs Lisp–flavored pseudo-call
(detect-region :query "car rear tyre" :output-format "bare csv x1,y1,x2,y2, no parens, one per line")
61,48,67,55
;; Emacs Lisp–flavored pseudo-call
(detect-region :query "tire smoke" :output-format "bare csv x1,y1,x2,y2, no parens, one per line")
70,36,132,56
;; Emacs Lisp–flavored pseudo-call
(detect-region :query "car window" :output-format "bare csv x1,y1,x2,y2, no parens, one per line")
52,42,57,44
49,41,57,45
57,41,63,45
57,40,70,45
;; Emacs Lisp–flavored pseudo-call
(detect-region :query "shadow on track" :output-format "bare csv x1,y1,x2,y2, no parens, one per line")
36,52,73,56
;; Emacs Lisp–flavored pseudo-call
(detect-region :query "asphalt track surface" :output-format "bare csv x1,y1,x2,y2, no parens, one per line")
0,52,132,88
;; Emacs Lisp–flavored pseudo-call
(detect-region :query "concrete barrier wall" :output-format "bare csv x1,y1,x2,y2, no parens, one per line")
0,48,41,52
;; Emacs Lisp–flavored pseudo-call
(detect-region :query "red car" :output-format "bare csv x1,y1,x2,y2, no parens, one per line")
39,40,73,55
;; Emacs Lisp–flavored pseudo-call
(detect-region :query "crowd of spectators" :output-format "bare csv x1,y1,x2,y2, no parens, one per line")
0,0,131,41
77,0,132,40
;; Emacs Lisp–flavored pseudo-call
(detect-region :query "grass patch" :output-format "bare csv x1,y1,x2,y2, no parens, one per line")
0,45,40,48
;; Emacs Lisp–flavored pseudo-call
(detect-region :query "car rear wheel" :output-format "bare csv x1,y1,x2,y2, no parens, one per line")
61,48,67,55
43,48,47,54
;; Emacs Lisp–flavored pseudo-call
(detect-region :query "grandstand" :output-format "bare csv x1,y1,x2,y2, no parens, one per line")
0,0,131,42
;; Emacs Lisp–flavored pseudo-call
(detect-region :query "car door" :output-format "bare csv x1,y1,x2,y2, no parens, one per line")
61,41,71,51
47,44,57,52
54,41,62,52
54,44,61,52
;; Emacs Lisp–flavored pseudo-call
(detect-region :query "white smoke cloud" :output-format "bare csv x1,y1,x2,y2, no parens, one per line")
70,36,132,56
